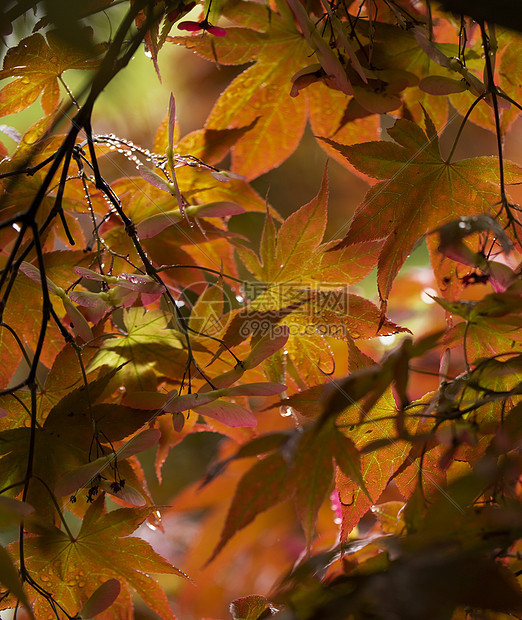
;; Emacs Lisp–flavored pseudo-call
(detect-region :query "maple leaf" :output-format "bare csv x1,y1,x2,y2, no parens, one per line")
289,423,365,548
2,5,522,618
87,308,186,392
0,327,22,389
169,1,310,179
327,114,522,303
0,28,104,117
437,291,522,361
4,251,93,369
169,1,379,179
327,343,413,539
6,496,188,620
207,451,291,563
449,28,522,132
233,165,407,382
208,418,366,558
364,20,460,127
0,364,155,520
230,594,275,620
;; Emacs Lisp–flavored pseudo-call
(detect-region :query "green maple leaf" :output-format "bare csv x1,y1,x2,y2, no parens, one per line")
8,496,188,620
88,308,185,391
327,114,521,303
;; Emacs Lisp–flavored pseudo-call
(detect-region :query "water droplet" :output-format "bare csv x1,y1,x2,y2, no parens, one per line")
280,405,294,417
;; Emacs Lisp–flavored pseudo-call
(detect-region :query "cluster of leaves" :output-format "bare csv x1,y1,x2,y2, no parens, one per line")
0,0,521,618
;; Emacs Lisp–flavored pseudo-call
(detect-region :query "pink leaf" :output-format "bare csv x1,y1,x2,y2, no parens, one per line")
117,273,164,292
243,327,290,370
195,400,257,427
177,20,203,32
173,412,185,432
210,170,245,182
19,261,60,295
286,0,352,95
117,428,161,460
116,287,139,308
74,266,104,280
99,480,146,506
140,290,163,305
69,290,109,310
137,202,243,239
178,20,226,36
138,166,172,193
225,383,287,397
413,26,452,68
68,291,108,324
194,201,245,218
162,390,221,414
137,211,183,239
207,24,227,36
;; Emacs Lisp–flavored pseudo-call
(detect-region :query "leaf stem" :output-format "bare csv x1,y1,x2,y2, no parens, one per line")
445,95,483,164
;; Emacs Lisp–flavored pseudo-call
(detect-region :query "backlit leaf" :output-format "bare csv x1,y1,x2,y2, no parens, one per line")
230,594,274,620
11,496,188,620
0,29,103,116
328,115,521,302
209,452,290,562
